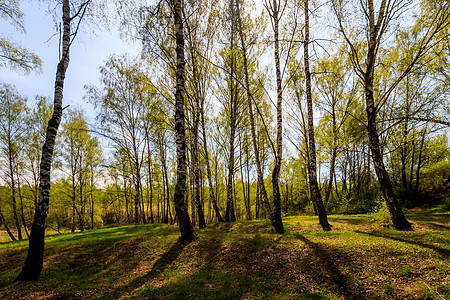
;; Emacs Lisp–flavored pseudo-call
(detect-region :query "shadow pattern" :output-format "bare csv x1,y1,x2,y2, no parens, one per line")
294,234,368,300
356,230,449,257
102,239,187,299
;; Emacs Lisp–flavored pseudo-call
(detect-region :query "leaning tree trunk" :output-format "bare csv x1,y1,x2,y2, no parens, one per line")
304,0,331,231
364,0,411,231
16,0,71,281
173,0,196,243
0,203,16,241
364,77,411,230
324,107,338,207
365,85,411,230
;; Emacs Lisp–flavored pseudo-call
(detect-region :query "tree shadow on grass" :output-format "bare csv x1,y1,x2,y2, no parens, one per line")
355,230,449,257
294,234,368,299
101,239,187,299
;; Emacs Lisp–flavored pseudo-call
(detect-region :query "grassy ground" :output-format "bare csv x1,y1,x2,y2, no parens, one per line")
0,211,448,299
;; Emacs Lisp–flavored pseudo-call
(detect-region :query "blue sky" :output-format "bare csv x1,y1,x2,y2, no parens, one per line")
0,1,140,122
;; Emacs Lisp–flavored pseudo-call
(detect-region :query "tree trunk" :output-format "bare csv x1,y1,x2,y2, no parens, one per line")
72,173,76,232
16,0,71,281
415,126,427,193
8,138,22,240
225,5,237,223
173,0,196,243
325,147,337,207
146,138,154,223
200,95,224,222
269,0,285,234
235,0,273,226
90,169,94,229
0,203,16,241
324,104,338,207
193,121,206,228
79,176,84,231
239,132,250,220
133,163,140,224
245,146,252,220
304,0,331,231
364,0,411,230
17,175,29,238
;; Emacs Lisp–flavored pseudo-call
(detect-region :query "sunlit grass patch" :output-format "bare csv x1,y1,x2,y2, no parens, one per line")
0,212,448,299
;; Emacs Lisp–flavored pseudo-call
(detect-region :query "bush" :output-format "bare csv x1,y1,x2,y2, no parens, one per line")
371,199,392,227
420,160,450,192
436,197,450,212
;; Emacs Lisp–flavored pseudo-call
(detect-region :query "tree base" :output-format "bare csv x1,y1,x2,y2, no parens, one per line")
394,221,413,231
178,233,196,244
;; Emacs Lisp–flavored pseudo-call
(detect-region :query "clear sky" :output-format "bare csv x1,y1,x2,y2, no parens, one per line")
0,1,140,122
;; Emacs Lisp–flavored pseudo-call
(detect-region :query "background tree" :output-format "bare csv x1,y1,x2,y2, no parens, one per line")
0,83,28,241
0,0,41,72
332,0,449,229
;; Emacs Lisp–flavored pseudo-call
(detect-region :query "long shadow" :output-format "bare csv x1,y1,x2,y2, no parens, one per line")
429,222,450,230
356,230,449,257
294,234,368,299
102,239,187,299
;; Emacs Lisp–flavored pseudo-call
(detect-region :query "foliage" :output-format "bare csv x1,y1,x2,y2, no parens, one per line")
419,160,450,195
0,0,42,72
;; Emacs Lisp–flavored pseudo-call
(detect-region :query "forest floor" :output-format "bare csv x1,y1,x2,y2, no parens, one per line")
0,211,448,299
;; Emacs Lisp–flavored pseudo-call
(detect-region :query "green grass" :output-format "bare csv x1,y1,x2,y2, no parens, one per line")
0,211,448,299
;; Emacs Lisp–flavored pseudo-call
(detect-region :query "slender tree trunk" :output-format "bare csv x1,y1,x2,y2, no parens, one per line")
324,105,338,207
79,176,84,231
146,139,154,223
364,0,411,230
16,0,72,281
133,161,140,224
255,183,260,219
164,155,170,224
269,0,285,234
17,175,29,238
400,115,409,190
173,0,196,243
235,0,273,225
201,96,224,222
8,140,22,240
415,126,427,193
225,0,238,223
72,173,76,232
189,149,196,225
304,0,331,231
239,133,250,220
0,203,16,241
90,171,94,229
193,126,206,228
245,147,252,220
124,179,130,223
325,147,337,207
140,182,146,224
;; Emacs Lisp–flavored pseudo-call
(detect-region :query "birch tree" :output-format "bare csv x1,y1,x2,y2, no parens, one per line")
333,0,449,229
16,0,94,281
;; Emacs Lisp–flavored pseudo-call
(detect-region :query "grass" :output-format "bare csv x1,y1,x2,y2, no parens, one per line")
0,211,448,299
